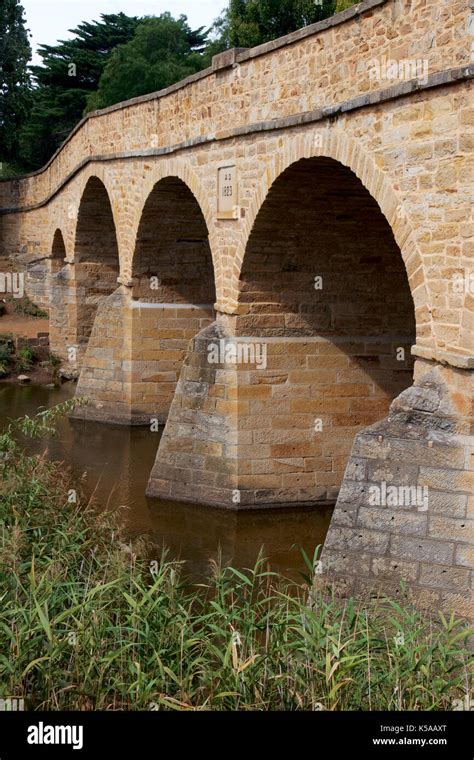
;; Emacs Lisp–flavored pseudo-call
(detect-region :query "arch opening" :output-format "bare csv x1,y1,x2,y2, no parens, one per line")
132,176,215,305
129,176,216,420
74,177,120,346
236,156,417,505
50,228,66,274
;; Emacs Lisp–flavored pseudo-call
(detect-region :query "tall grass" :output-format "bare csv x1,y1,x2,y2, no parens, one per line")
0,407,472,711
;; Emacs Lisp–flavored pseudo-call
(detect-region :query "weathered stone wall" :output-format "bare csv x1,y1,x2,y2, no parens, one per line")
0,0,472,365
0,0,470,211
73,293,215,424
147,321,239,503
321,359,473,618
128,304,215,423
149,327,415,507
1,78,472,363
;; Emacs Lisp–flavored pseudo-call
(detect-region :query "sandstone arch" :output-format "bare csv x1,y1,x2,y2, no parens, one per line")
50,228,66,274
231,132,434,353
123,162,217,286
0,0,470,617
221,153,417,506
122,173,217,422
73,176,120,347
48,227,73,361
131,175,215,305
70,171,217,425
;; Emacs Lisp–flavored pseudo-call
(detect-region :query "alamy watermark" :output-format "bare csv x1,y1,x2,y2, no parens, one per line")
207,339,267,370
368,481,429,512
451,271,474,295
0,271,24,299
27,722,83,751
452,695,473,711
0,697,24,711
367,56,429,86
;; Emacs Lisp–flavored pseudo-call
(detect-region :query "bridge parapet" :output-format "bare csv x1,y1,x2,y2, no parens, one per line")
0,0,471,211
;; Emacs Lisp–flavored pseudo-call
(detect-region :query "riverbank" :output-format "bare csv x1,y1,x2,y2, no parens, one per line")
0,404,472,711
0,305,63,385
0,296,59,385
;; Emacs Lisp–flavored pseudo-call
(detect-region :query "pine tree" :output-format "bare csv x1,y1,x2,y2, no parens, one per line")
18,13,140,169
0,0,31,162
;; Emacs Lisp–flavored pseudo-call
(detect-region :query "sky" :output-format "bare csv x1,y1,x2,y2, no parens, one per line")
21,0,226,64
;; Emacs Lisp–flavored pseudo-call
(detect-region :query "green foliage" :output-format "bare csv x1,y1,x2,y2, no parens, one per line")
11,294,48,318
0,0,31,161
0,159,28,177
0,399,85,452
85,15,209,113
17,13,140,169
0,408,471,711
0,334,13,361
335,0,361,11
213,0,337,49
0,334,13,376
16,344,34,372
44,352,61,380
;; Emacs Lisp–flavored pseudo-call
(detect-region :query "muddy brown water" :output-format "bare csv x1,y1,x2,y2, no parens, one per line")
0,382,333,582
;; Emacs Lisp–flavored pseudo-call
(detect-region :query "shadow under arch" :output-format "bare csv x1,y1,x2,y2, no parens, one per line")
50,228,66,274
230,132,433,352
233,153,417,506
124,160,217,285
131,175,216,306
73,176,120,347
122,173,217,423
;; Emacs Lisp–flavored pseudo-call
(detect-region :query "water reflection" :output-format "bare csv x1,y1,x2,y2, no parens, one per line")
0,382,333,582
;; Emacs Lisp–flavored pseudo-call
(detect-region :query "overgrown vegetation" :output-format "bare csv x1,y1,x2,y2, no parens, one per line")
43,352,61,381
0,331,59,379
0,160,26,178
8,294,48,319
0,334,32,377
0,0,32,163
15,344,34,372
0,333,14,377
17,13,141,169
214,0,338,50
0,405,471,711
85,15,209,113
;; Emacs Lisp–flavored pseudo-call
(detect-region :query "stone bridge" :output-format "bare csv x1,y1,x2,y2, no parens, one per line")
0,0,473,616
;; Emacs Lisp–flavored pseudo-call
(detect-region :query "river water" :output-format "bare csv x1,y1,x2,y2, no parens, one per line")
0,382,333,582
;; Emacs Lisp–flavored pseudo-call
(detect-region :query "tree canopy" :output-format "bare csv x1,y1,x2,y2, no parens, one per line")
85,14,209,113
213,0,338,49
18,13,140,168
0,0,31,161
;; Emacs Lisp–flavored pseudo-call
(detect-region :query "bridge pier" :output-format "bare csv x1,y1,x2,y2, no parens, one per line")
320,359,473,619
49,261,123,372
146,315,415,508
71,286,214,425
148,329,473,617
49,263,81,369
